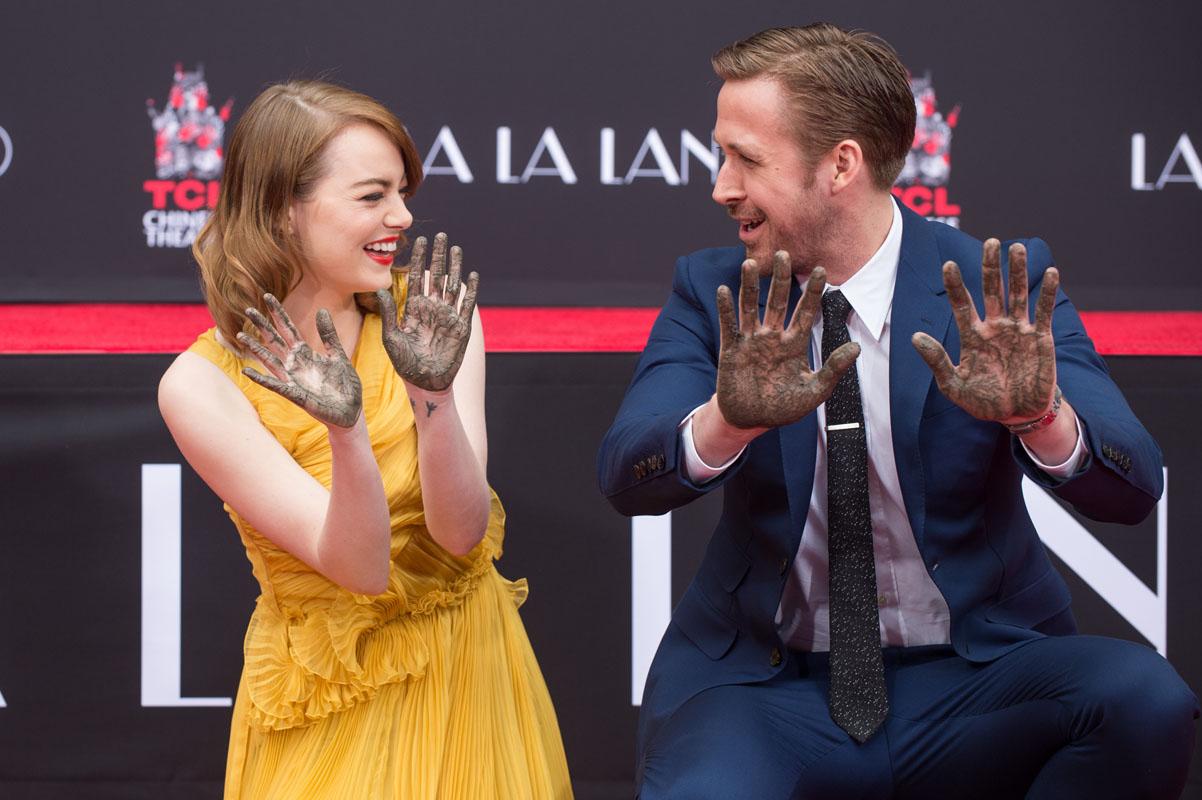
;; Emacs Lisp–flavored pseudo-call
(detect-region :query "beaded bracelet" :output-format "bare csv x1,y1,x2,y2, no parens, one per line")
1005,385,1063,437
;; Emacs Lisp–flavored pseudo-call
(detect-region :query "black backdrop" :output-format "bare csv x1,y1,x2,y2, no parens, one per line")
2,1,1201,797
1,1,1201,308
1,356,1201,798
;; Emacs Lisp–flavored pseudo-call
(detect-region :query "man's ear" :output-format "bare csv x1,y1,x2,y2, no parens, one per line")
830,139,865,194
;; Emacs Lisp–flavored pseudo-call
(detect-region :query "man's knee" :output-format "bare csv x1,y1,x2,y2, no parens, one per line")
638,743,798,800
638,770,765,800
1031,637,1199,797
1070,638,1198,749
636,683,818,800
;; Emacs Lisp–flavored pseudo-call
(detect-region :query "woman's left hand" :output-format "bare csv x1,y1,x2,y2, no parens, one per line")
376,232,479,392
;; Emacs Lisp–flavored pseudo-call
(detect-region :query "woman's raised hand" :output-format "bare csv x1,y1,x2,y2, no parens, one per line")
237,294,364,428
375,232,479,392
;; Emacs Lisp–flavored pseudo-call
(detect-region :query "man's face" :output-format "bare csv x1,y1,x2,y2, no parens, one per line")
712,77,833,271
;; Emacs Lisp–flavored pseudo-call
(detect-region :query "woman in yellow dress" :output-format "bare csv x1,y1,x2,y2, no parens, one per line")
158,80,572,799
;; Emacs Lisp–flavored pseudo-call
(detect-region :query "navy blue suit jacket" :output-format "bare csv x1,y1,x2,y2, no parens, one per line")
597,203,1163,753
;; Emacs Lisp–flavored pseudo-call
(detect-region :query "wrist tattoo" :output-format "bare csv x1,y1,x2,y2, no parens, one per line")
425,400,439,418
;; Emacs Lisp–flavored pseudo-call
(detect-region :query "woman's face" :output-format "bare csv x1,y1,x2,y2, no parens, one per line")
290,123,413,296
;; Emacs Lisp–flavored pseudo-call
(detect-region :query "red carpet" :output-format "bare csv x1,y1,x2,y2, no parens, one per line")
0,304,1200,356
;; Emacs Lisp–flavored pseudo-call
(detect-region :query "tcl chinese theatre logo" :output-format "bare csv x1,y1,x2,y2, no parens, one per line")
141,63,233,248
893,73,962,228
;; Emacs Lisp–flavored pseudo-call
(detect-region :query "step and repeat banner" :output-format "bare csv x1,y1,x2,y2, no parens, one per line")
1,2,1200,308
2,1,1201,798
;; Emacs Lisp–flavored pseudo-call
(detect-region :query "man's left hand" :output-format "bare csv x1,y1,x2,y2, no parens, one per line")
911,239,1059,425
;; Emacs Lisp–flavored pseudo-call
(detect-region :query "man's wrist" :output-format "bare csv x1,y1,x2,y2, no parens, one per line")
1005,385,1062,437
694,395,765,464
1019,402,1086,477
680,411,743,482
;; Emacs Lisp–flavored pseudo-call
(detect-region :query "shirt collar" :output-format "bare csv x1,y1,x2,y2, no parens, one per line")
819,199,902,342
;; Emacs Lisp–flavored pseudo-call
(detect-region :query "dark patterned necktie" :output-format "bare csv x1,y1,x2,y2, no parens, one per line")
821,290,888,743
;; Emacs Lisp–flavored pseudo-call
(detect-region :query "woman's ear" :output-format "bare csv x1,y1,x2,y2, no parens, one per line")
276,204,297,244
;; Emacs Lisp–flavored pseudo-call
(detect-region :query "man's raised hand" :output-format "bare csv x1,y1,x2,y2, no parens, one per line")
716,251,860,430
911,239,1059,425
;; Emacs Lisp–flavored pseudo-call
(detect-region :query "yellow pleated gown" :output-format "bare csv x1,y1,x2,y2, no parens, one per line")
187,302,572,799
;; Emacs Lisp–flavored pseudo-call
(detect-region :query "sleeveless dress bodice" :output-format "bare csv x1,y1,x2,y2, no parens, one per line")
186,293,570,799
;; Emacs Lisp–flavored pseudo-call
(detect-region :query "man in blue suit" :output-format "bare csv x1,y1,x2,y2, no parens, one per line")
598,24,1197,798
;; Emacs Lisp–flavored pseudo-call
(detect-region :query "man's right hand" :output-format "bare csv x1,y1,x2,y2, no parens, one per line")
715,251,860,430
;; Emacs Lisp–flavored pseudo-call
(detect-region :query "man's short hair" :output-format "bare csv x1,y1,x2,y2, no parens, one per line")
712,24,916,190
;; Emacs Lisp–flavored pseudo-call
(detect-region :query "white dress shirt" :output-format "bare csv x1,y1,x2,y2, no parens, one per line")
681,201,1085,651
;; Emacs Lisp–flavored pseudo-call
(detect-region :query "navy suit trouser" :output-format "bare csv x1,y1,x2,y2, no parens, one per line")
638,635,1198,799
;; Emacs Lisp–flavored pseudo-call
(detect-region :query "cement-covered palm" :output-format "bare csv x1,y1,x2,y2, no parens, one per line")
716,252,860,430
377,233,479,392
912,239,1060,424
238,294,363,428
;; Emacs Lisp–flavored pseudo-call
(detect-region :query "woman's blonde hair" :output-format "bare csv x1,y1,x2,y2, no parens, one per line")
193,80,423,346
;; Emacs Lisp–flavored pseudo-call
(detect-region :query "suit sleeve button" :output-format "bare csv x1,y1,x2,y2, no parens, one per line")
769,647,783,667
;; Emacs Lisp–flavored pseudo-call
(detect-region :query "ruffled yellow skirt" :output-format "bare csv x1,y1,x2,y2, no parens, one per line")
223,569,572,799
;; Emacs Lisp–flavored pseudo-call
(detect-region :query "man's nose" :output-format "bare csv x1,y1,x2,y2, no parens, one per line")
712,160,743,206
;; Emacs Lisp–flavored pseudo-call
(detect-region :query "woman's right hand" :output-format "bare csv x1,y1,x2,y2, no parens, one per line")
237,293,363,429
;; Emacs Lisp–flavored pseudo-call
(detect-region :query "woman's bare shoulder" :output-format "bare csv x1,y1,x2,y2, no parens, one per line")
158,345,256,429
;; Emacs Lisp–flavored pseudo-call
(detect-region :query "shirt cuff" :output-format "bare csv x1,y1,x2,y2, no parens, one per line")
679,405,746,483
1020,414,1087,478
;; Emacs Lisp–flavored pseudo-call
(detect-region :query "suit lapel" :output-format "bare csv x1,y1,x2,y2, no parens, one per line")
762,276,818,552
754,272,822,547
889,205,951,549
779,413,818,554
756,271,802,314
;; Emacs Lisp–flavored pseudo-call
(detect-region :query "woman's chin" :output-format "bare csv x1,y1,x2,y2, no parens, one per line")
364,269,397,292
